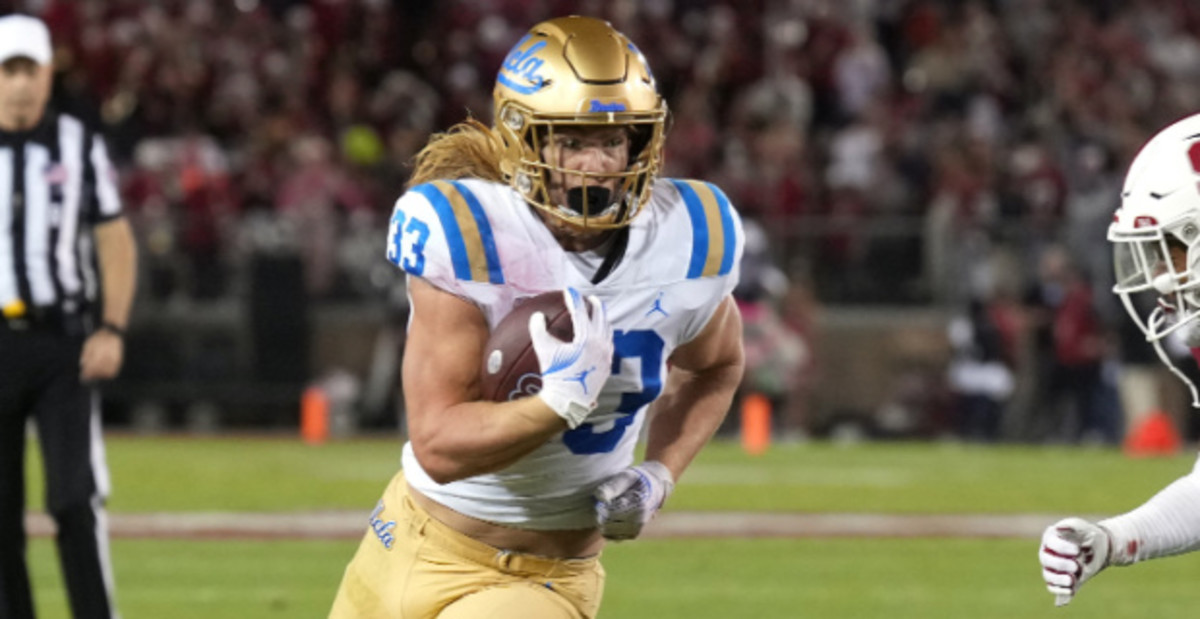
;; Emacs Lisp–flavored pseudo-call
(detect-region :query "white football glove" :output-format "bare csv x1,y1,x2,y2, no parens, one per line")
1039,517,1112,606
530,288,614,429
594,460,675,541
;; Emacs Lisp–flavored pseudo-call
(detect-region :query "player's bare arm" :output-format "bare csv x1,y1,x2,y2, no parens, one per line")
591,295,744,542
646,294,745,479
402,276,569,483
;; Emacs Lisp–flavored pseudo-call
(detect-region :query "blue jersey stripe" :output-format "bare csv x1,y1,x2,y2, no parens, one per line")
450,181,504,284
709,182,737,276
412,183,473,281
433,180,490,282
672,180,709,279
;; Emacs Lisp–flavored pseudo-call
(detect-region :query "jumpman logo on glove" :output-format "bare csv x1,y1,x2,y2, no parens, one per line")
567,366,596,395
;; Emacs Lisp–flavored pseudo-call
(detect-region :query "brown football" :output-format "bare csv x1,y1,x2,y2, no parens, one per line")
479,291,575,402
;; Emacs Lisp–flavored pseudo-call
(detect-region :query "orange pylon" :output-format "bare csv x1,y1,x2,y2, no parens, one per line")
301,386,330,445
741,393,772,455
1123,410,1181,457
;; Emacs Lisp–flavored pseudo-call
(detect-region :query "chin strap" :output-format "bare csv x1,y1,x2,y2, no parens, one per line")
590,226,628,284
1151,336,1200,407
590,194,632,284
1123,294,1200,407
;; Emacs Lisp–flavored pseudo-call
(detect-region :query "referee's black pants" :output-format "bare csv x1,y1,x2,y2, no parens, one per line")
0,326,116,619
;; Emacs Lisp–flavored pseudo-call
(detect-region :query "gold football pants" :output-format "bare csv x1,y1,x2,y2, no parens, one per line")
330,472,604,618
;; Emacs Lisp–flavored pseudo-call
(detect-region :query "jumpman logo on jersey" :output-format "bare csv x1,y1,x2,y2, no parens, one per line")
567,367,596,394
646,292,669,318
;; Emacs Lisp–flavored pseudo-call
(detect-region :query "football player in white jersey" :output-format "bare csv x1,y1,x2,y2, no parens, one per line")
1039,113,1200,606
331,16,745,619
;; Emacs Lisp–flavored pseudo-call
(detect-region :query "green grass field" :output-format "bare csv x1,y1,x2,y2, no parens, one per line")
27,538,1200,618
26,436,1197,513
21,436,1200,618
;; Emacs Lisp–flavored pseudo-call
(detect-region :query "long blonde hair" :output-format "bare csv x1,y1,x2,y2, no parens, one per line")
407,118,506,188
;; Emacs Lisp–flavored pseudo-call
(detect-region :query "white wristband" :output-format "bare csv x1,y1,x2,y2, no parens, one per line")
538,389,594,429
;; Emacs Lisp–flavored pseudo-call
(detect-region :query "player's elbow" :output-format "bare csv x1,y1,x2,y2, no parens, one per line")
422,465,463,486
408,426,471,484
410,442,471,485
704,347,745,393
729,349,746,387
716,361,746,400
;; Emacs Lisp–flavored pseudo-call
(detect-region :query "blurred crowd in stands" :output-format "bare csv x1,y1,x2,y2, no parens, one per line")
10,0,1200,441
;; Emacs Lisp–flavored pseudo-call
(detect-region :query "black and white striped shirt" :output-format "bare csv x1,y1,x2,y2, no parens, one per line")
0,108,122,321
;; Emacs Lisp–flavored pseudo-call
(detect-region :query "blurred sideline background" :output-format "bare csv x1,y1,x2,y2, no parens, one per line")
7,0,1200,445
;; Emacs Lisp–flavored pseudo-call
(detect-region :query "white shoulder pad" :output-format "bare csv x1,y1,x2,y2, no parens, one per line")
663,178,744,285
659,178,744,343
385,180,506,292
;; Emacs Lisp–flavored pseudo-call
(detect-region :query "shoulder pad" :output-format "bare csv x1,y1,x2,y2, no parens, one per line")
667,179,743,280
386,180,505,285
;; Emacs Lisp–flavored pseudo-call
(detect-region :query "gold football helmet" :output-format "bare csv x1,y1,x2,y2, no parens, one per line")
493,16,667,229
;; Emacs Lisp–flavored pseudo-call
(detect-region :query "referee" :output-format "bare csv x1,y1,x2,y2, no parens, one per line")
0,15,136,619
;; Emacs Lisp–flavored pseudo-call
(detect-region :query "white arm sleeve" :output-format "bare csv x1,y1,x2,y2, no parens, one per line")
1099,455,1200,565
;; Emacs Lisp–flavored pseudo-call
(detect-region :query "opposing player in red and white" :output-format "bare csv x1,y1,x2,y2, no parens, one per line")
1040,113,1200,606
331,16,745,619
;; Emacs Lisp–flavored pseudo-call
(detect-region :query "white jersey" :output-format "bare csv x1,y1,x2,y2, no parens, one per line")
385,177,743,530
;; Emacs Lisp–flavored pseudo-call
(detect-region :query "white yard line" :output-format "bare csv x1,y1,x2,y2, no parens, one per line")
24,511,1074,540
